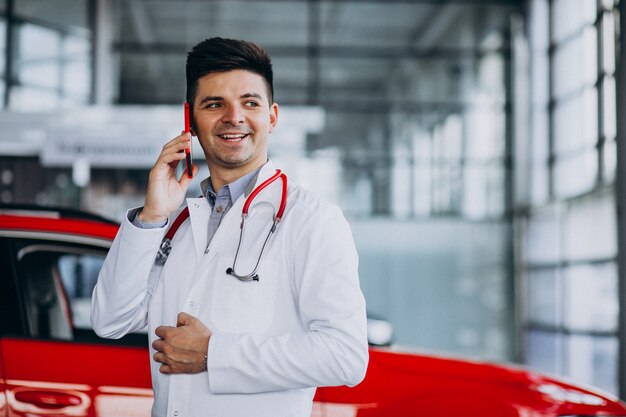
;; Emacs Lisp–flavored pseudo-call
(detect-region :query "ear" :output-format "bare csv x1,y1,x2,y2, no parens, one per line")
268,103,279,133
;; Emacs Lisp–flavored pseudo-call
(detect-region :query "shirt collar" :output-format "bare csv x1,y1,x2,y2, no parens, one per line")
200,166,263,207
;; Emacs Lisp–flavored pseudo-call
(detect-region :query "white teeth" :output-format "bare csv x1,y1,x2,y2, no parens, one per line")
220,134,246,139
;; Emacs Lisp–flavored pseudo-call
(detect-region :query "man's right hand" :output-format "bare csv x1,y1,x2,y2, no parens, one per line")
139,132,199,223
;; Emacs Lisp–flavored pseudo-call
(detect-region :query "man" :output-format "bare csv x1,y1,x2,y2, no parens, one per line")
91,37,368,417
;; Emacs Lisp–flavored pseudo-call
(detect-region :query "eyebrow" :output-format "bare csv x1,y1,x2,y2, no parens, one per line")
198,93,263,105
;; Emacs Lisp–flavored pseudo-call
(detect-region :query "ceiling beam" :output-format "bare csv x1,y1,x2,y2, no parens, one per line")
276,98,510,114
113,42,510,60
127,0,522,5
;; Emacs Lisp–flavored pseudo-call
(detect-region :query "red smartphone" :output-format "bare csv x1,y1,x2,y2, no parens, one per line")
184,102,193,179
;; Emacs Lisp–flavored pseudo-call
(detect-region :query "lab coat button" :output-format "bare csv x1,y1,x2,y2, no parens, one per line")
173,411,178,417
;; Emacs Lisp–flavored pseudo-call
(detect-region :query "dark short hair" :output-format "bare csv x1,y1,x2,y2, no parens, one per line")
186,37,274,105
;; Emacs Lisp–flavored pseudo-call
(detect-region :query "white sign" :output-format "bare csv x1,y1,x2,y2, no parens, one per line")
42,132,162,168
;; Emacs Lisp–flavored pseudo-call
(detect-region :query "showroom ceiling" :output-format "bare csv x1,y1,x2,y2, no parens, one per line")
112,0,523,114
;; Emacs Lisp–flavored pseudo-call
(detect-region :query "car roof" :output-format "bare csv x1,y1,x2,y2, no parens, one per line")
0,204,119,246
0,204,118,224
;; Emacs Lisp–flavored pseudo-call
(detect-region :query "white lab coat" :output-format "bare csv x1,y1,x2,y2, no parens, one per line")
91,161,369,417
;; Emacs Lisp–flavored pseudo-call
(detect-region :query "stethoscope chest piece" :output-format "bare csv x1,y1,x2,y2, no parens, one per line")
226,169,288,282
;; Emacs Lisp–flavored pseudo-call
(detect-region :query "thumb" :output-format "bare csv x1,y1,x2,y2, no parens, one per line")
176,312,193,327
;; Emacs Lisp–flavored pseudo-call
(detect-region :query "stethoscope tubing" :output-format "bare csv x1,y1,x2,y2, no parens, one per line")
226,169,288,282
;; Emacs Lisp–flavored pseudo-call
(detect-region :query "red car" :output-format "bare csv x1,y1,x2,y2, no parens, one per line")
1,205,625,417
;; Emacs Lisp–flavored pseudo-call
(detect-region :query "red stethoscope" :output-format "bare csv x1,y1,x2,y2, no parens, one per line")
226,169,288,282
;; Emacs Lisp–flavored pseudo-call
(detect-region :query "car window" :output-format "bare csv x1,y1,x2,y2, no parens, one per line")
0,238,25,336
12,239,147,345
57,253,105,330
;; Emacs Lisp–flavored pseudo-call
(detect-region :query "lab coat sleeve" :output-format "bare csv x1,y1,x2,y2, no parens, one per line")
90,207,167,338
207,204,369,393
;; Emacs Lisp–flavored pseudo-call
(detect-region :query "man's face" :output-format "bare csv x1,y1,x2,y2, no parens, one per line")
192,69,278,173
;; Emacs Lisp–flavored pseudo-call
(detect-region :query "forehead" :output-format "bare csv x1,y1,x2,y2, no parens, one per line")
196,69,269,99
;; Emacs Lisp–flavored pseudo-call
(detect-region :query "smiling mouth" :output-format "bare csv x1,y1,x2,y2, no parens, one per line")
217,133,250,142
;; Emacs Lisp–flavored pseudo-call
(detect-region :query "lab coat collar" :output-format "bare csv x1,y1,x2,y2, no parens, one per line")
186,160,282,261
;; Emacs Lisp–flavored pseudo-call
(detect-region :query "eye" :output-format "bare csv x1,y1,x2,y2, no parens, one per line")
244,101,260,107
204,102,221,109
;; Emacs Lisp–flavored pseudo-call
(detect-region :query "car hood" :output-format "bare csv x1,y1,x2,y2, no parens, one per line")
316,348,626,417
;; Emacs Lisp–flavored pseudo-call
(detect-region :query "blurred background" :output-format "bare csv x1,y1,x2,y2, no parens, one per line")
0,0,623,399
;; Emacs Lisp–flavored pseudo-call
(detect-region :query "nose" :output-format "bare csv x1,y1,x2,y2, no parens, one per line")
221,104,244,125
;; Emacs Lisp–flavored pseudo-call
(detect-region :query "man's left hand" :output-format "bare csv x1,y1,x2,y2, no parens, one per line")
153,312,212,374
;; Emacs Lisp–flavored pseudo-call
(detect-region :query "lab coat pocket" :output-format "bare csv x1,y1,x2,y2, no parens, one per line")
210,256,279,334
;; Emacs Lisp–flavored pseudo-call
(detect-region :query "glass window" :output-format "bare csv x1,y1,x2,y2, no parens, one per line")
63,59,90,96
391,152,412,218
526,330,562,375
465,109,505,159
16,246,101,340
553,88,598,155
19,61,61,89
523,0,619,401
15,241,147,340
528,269,561,327
58,254,105,330
63,36,90,56
0,19,5,75
552,27,597,99
603,138,616,183
565,335,618,396
601,11,616,74
462,163,504,219
19,24,61,61
412,130,432,217
413,165,431,216
530,105,549,205
553,149,597,198
563,263,618,332
602,76,616,139
12,15,92,110
531,53,549,109
439,114,463,159
530,161,549,205
551,0,596,43
529,0,549,50
525,208,561,264
563,193,617,260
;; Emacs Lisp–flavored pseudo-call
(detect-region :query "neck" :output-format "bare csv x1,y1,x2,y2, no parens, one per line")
208,160,265,192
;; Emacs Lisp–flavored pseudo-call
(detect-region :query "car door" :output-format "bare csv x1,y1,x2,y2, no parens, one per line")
0,235,153,417
0,237,16,417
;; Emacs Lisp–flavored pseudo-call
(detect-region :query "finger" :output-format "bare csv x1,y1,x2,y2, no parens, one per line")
162,132,191,151
162,138,192,155
152,339,165,351
178,164,199,189
159,364,171,374
157,151,186,166
155,325,173,339
153,351,167,364
159,140,190,158
176,312,194,327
